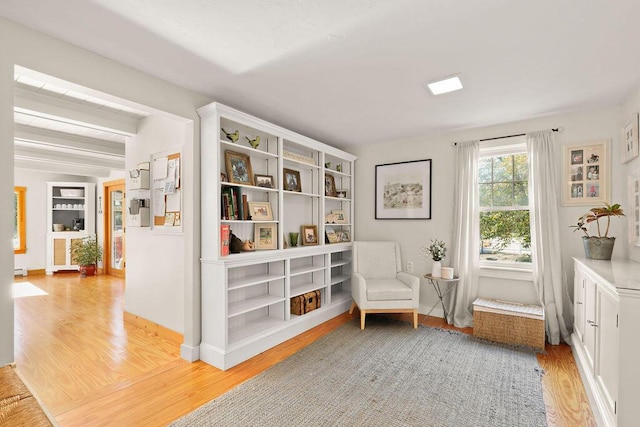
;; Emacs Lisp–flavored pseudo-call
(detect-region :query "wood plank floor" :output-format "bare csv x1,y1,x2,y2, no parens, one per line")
13,274,595,426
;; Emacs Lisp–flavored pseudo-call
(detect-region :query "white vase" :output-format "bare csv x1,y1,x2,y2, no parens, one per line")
431,261,442,278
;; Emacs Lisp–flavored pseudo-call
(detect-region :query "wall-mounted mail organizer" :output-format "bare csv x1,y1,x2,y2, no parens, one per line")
129,198,150,227
151,150,182,231
129,164,150,190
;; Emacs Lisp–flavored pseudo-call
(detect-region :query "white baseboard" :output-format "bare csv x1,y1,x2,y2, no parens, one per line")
180,344,200,362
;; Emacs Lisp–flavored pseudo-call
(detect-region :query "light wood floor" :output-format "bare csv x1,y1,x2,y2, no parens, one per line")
13,274,595,427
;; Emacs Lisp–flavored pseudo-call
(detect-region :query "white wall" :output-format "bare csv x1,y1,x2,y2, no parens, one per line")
124,115,188,334
351,105,627,327
0,17,209,365
621,84,640,263
14,170,96,271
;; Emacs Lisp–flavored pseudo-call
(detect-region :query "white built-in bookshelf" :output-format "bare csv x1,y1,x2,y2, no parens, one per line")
197,102,357,370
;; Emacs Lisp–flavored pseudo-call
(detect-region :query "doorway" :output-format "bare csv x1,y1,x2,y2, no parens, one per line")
104,179,125,277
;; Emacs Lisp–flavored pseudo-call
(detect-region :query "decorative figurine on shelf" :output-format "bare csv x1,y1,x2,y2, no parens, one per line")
241,240,256,252
230,231,243,253
221,128,239,143
246,135,260,149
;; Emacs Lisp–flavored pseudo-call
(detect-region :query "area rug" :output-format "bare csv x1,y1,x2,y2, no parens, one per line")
172,317,547,427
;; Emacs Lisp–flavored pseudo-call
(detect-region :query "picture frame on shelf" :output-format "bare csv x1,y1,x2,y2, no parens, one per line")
337,230,351,242
301,224,319,245
220,172,228,182
254,174,274,188
325,174,337,197
375,159,432,219
325,213,339,224
254,223,277,249
247,201,273,221
331,209,347,224
562,140,610,206
336,190,348,199
283,168,302,192
225,150,254,186
621,113,639,163
325,225,339,243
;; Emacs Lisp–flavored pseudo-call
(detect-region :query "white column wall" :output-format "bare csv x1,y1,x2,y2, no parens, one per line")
0,17,209,365
621,85,640,263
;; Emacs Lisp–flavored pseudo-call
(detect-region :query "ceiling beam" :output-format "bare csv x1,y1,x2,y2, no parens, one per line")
14,124,125,157
13,159,112,178
14,145,125,170
14,85,140,136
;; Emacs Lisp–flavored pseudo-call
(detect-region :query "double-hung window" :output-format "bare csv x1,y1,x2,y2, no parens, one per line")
14,187,26,254
478,138,531,267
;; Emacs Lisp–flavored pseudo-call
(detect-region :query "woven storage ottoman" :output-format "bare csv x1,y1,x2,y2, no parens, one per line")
473,298,545,351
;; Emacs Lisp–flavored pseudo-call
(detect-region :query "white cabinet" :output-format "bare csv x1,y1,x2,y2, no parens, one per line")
572,258,640,427
45,182,96,274
197,103,356,370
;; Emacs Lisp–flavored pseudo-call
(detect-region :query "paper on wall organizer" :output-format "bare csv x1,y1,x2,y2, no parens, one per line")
152,190,165,217
166,190,180,212
153,156,169,180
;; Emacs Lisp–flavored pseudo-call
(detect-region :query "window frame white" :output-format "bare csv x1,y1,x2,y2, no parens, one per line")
478,137,532,272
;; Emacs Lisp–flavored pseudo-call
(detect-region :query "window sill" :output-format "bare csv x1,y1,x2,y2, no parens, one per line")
479,264,533,281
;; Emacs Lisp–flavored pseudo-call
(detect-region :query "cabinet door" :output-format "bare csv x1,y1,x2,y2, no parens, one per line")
53,238,67,266
574,269,586,343
596,286,619,419
583,274,597,371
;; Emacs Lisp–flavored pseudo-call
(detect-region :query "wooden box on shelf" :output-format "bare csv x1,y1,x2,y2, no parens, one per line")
290,290,321,316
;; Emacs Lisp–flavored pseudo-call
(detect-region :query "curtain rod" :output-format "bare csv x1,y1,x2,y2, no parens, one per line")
452,127,563,146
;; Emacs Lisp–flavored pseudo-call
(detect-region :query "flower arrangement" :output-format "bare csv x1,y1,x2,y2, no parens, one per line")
421,239,447,262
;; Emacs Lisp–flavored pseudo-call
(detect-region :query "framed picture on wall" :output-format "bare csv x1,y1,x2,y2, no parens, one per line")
562,140,610,206
621,113,639,164
375,159,432,219
629,171,640,246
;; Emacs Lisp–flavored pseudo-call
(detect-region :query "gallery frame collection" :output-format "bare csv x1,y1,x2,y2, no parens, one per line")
621,113,639,164
562,139,610,206
375,159,432,219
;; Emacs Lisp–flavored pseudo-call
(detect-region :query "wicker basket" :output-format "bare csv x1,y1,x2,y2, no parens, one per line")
0,365,53,426
473,298,545,351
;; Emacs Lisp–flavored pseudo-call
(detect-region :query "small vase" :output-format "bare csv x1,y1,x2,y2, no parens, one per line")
289,232,299,247
431,261,442,278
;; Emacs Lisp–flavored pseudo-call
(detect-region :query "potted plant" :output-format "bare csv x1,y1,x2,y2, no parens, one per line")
570,203,625,260
70,236,103,277
420,238,447,277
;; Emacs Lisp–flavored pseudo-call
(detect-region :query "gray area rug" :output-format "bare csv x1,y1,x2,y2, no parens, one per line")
172,317,547,426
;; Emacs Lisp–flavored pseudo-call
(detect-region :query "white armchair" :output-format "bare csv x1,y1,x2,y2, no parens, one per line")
349,241,420,329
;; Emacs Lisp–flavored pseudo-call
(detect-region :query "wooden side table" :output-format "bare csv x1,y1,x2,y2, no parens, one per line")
424,274,460,324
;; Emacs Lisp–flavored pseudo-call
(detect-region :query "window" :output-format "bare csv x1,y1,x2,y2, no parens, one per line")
479,140,531,266
14,187,26,254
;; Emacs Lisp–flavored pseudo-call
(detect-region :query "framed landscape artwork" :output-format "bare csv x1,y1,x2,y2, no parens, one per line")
254,223,277,249
562,140,609,206
375,159,432,219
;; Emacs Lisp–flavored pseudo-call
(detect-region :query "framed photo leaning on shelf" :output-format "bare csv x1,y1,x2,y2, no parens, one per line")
325,225,339,243
301,225,319,245
325,174,337,197
254,223,277,249
331,209,347,224
225,150,254,186
254,174,274,188
283,168,302,192
248,201,273,221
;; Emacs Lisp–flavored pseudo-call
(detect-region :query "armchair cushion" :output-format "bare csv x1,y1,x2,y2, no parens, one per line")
366,279,414,301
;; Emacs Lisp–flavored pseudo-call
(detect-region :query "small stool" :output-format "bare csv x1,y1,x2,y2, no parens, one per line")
473,298,545,351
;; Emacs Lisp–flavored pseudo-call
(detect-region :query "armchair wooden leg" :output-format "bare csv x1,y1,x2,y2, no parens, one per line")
349,300,356,315
360,310,366,330
413,310,418,329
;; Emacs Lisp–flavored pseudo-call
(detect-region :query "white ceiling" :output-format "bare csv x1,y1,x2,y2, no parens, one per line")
2,1,640,147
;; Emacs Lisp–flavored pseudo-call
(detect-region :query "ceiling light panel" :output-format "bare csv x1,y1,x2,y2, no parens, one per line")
426,76,463,95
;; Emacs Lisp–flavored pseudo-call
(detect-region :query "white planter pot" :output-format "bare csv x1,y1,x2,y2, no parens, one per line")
431,261,442,278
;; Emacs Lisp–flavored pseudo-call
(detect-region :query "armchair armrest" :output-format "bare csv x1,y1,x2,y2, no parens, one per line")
397,271,420,300
351,272,367,305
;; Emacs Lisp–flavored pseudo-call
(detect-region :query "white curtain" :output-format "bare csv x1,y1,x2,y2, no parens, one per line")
449,141,480,328
527,131,570,345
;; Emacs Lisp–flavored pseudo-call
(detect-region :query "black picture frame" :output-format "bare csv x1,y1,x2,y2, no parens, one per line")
375,159,432,219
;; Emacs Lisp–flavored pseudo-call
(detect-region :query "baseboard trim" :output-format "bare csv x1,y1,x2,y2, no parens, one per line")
180,344,200,362
123,311,183,346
